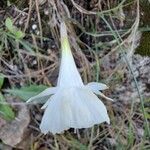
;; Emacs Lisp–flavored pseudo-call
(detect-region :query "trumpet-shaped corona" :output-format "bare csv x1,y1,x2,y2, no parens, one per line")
27,22,112,134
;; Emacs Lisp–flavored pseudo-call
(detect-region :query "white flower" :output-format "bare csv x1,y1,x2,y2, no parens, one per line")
27,22,112,134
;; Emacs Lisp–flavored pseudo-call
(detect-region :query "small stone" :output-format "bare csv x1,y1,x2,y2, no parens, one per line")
32,60,37,65
32,24,37,30
44,9,49,15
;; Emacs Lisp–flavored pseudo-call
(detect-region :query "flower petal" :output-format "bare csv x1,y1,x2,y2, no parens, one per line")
86,82,113,101
76,88,110,125
27,87,57,103
96,91,114,101
57,22,84,87
86,82,108,94
40,90,69,134
40,87,110,134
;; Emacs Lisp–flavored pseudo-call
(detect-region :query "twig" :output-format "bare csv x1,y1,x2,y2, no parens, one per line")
35,0,43,46
24,0,33,32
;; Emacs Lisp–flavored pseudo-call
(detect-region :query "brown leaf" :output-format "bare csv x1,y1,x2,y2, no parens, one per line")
0,117,6,128
0,102,30,147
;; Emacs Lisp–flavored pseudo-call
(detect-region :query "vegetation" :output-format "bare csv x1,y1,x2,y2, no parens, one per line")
0,0,149,149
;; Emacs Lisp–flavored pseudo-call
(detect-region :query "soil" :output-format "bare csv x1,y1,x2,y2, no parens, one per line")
0,0,150,149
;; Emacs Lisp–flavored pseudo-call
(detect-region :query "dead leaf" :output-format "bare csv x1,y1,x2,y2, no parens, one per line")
0,117,6,128
0,100,30,147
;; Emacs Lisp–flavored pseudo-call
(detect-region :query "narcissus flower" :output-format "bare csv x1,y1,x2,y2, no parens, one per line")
27,22,112,134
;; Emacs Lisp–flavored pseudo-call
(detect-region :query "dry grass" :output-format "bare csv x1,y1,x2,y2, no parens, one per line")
0,0,150,149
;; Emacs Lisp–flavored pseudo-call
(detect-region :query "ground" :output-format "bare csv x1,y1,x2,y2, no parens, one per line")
0,0,150,150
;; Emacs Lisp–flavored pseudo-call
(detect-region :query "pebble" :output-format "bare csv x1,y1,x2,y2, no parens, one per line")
32,24,37,30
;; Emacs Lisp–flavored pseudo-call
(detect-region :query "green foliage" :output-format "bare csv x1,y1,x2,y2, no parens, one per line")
0,93,15,121
135,32,150,56
140,98,150,120
140,0,150,26
6,84,48,101
0,74,15,121
5,18,14,32
7,0,28,8
5,17,25,39
67,137,88,150
70,139,87,150
0,74,5,89
0,17,34,53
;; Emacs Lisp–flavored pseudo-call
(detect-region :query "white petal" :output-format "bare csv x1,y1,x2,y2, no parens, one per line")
27,87,57,103
40,90,69,134
41,99,50,109
40,87,110,134
86,82,108,94
76,88,110,125
57,22,84,87
96,91,114,101
86,82,113,101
